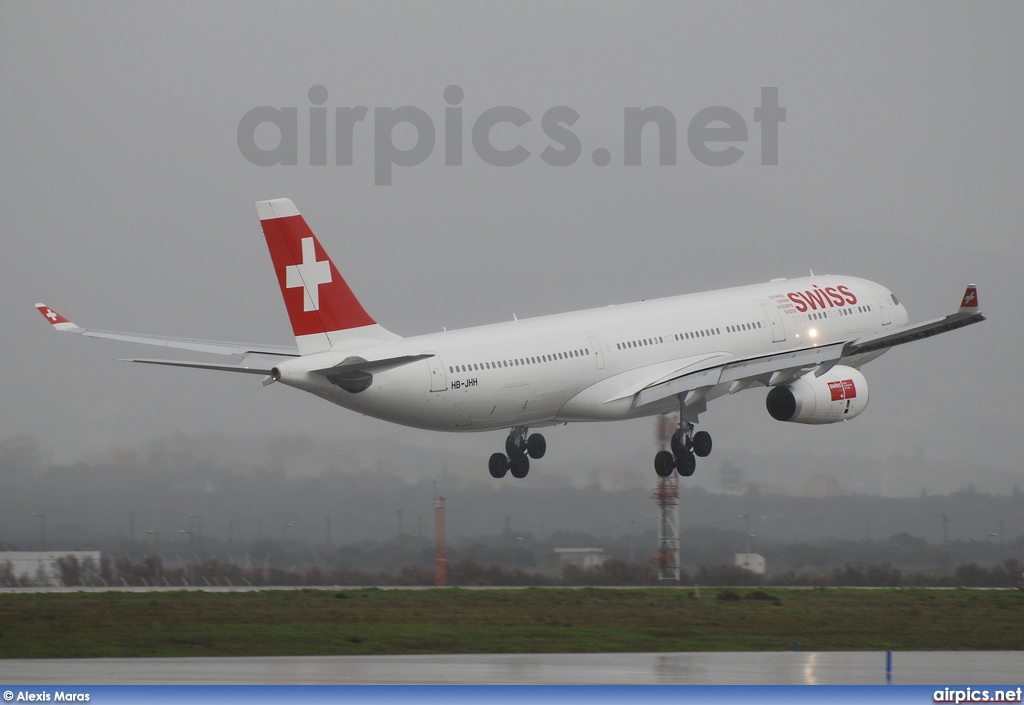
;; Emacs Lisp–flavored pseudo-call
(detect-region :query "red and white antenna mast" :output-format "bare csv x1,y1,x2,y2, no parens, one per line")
434,481,447,587
653,415,681,583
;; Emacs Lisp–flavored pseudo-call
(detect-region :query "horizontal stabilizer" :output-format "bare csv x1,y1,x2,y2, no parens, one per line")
310,353,434,382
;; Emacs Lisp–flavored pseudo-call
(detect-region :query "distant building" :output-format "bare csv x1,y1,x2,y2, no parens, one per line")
0,551,102,587
734,553,766,575
554,548,609,570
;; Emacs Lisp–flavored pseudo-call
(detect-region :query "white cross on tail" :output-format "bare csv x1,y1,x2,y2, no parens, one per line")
285,237,332,311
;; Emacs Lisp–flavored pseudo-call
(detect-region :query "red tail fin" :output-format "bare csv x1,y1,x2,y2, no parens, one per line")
257,199,388,354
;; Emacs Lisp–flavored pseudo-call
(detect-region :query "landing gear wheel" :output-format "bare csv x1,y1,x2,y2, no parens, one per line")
526,433,546,459
676,450,696,477
654,450,675,478
488,452,509,479
670,432,690,458
692,431,712,458
505,436,522,458
509,454,530,478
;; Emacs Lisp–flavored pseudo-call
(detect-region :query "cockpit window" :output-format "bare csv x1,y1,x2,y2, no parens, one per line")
890,293,900,305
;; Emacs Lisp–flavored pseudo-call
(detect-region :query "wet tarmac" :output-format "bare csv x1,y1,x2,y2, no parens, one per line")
2,651,1021,685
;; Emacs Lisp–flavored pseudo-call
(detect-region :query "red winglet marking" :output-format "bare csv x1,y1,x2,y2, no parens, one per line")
36,305,70,325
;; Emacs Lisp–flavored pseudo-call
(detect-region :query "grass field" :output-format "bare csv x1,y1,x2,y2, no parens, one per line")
1,587,1022,658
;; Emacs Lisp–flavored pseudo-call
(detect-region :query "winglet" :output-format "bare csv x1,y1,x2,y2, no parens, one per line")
35,304,83,332
958,285,979,314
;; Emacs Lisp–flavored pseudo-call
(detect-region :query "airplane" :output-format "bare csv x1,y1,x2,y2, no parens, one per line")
36,198,985,479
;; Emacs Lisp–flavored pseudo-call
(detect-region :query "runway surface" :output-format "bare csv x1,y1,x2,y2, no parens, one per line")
3,651,1022,684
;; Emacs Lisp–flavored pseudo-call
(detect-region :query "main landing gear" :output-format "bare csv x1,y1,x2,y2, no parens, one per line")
654,420,712,478
489,425,546,479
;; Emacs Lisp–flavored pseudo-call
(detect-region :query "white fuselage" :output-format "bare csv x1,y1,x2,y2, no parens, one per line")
272,275,909,432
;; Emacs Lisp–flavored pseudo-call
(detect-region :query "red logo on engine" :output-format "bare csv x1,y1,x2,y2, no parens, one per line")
829,379,857,401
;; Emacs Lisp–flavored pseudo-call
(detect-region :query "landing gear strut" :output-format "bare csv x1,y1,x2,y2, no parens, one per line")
655,418,712,478
489,426,545,479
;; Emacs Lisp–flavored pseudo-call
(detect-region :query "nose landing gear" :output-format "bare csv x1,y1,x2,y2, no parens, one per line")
488,426,546,479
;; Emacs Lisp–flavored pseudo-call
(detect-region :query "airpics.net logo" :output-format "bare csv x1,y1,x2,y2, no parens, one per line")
237,85,786,185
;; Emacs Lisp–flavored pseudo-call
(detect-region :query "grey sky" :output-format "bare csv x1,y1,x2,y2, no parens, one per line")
1,2,1021,494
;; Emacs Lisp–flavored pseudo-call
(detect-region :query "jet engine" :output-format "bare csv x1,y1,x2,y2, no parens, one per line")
765,366,868,425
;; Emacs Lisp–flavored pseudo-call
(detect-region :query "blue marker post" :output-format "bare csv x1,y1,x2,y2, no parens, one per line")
886,650,893,683
792,640,799,652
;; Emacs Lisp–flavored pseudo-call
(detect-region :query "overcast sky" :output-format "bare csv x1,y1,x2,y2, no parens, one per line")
1,2,1021,495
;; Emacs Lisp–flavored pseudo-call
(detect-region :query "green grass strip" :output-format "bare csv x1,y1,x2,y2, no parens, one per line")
2,587,1022,658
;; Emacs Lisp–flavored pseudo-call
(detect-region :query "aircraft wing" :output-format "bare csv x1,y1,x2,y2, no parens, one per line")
842,286,985,356
117,358,276,374
632,342,848,409
630,284,984,412
35,304,299,357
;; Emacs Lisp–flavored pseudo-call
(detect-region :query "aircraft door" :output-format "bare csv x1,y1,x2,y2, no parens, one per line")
426,354,448,392
760,304,787,342
870,288,892,325
588,336,605,370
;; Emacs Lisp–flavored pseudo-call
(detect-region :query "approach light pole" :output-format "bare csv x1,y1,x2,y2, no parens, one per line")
32,513,47,551
146,530,162,585
178,530,196,585
188,514,203,552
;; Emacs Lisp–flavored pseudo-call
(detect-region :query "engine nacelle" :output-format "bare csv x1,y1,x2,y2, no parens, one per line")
766,366,868,425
